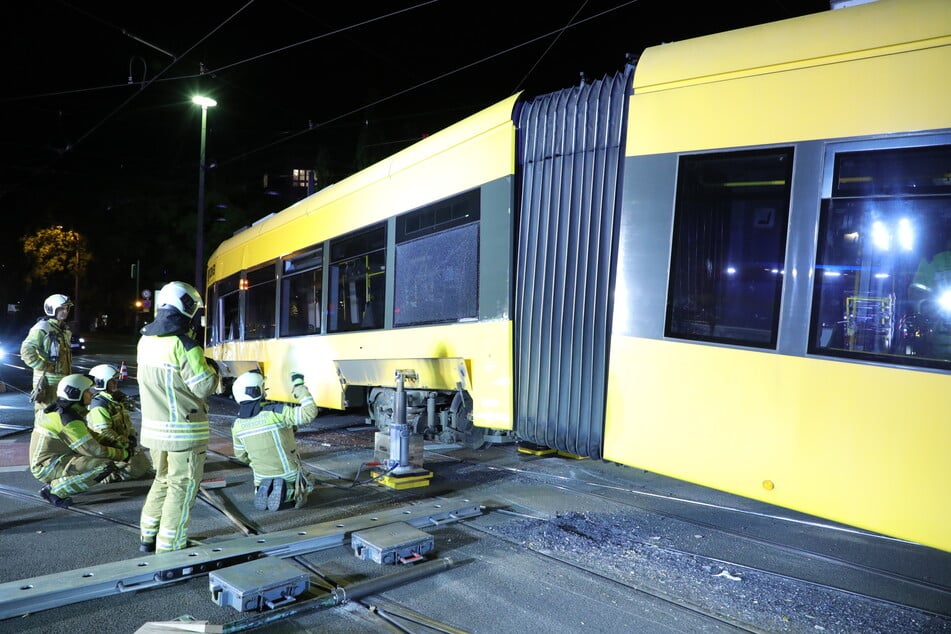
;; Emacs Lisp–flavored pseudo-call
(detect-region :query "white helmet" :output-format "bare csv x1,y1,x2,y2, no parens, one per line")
157,281,203,318
44,294,73,317
233,371,265,403
89,364,119,390
57,374,93,402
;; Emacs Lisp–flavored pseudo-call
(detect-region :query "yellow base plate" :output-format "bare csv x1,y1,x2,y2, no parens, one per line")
371,470,433,490
556,451,588,460
517,442,557,456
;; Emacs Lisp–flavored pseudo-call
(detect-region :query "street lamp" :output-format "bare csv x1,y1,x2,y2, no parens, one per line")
192,95,217,292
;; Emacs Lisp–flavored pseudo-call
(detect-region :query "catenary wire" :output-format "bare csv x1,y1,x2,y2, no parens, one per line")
219,0,641,164
5,1,639,168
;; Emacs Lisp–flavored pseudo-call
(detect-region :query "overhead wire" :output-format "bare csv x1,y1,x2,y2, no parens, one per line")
208,0,442,75
5,1,638,186
1,0,258,201
1,0,442,105
64,0,256,151
510,0,591,95
220,0,640,165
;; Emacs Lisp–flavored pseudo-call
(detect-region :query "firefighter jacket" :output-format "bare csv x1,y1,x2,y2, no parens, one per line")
20,317,72,403
232,383,318,481
137,310,218,452
29,402,126,481
87,391,136,450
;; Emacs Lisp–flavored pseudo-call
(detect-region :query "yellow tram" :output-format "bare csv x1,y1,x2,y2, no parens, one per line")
205,0,951,552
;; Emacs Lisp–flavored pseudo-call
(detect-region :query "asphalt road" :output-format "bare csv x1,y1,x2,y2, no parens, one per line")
1,336,949,633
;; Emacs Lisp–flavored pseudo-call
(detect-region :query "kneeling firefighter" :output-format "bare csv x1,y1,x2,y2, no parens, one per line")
231,370,318,511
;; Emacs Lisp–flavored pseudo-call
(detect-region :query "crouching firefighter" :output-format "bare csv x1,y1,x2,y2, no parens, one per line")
29,374,128,508
87,364,153,480
231,370,318,511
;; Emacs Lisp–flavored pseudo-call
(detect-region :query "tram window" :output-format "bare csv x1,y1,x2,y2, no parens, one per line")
396,190,480,241
810,144,951,369
281,246,323,337
666,149,792,348
328,224,386,333
213,273,241,343
245,264,276,340
394,192,480,327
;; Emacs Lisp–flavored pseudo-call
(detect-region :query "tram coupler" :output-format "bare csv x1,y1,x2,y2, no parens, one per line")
372,369,432,489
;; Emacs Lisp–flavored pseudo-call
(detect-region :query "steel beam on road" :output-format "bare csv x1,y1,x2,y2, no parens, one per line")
0,496,483,620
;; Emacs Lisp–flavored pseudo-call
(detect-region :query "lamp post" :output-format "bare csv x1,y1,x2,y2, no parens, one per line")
192,95,217,292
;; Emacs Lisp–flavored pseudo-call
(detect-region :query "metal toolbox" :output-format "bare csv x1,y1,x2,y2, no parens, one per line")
351,521,434,565
209,556,309,612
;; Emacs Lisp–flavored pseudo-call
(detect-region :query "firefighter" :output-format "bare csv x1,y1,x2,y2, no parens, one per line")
231,370,318,511
30,374,127,508
137,281,218,553
88,364,153,480
20,294,74,427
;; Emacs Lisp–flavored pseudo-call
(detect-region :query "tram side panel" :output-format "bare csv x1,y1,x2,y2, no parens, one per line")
204,99,520,436
604,1,951,553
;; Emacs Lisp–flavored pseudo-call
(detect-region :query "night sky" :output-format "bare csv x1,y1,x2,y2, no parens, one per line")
2,1,835,201
0,0,831,326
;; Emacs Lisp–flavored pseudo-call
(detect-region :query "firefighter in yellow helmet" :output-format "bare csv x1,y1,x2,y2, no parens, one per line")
137,281,218,553
88,364,153,480
30,374,128,508
231,370,318,511
20,294,74,427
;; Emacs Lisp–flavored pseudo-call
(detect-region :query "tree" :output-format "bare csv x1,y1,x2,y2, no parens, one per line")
22,226,92,329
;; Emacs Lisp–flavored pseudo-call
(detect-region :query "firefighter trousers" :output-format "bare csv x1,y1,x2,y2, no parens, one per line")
33,455,114,498
139,448,206,553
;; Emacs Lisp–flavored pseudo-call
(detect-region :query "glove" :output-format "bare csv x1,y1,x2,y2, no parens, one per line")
129,434,138,452
290,372,305,387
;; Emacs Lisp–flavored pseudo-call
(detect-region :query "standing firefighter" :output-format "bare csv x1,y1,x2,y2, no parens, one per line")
231,370,318,511
20,294,74,426
88,364,153,480
30,374,127,508
137,281,218,553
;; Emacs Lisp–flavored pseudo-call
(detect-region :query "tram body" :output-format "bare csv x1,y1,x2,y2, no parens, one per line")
205,0,951,552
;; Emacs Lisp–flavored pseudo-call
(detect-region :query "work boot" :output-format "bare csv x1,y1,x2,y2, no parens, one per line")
39,484,71,509
138,541,155,554
254,479,273,511
267,479,288,512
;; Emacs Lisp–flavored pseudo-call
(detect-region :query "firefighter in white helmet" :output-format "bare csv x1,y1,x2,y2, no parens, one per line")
20,294,74,426
231,370,318,511
88,364,153,480
136,281,218,553
29,374,127,508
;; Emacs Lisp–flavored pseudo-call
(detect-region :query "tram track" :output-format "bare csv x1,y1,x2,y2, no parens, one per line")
3,386,947,632
200,446,472,632
459,518,755,633
0,457,469,633
425,450,951,611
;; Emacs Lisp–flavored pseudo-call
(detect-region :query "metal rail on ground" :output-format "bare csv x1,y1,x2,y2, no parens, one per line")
0,496,483,620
